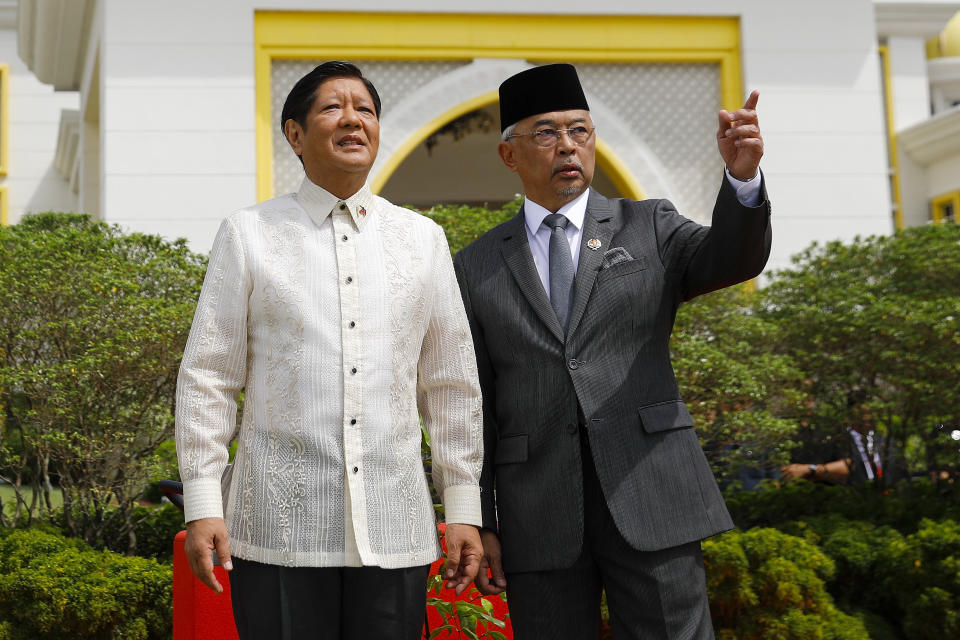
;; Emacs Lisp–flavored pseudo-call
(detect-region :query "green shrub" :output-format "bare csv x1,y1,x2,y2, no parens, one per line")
774,516,960,640
45,502,185,563
419,199,521,255
0,212,206,547
883,519,960,640
758,223,960,481
0,528,171,639
725,479,960,533
140,440,181,503
101,503,185,563
704,528,870,640
779,515,904,617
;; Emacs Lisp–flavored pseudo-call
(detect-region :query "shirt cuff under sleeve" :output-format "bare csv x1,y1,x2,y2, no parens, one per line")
183,477,225,523
724,167,763,207
442,485,482,527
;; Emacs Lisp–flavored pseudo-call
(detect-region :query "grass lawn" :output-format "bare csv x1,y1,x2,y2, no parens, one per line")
0,484,63,516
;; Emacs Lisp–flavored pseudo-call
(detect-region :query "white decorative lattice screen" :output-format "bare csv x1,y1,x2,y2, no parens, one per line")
271,59,722,221
575,62,723,222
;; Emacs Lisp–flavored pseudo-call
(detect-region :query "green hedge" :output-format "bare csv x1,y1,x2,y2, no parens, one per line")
726,481,960,640
704,527,870,640
884,519,960,640
4,512,957,639
100,503,185,563
724,479,960,533
792,516,960,640
45,503,184,564
419,199,520,255
0,528,171,639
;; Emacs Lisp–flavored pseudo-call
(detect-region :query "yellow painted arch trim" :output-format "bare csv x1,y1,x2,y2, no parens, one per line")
0,186,7,226
595,139,646,201
370,90,499,194
255,11,742,202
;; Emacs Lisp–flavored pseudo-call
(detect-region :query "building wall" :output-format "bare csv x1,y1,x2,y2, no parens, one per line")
928,152,960,198
0,27,78,224
898,151,930,227
98,0,894,272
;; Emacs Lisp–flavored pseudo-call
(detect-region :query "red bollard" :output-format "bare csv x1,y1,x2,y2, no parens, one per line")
173,530,239,640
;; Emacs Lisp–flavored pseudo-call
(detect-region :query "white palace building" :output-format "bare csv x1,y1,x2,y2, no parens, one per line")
2,0,960,273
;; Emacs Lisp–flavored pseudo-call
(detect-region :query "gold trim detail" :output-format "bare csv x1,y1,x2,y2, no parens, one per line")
878,46,903,230
931,190,959,223
0,64,9,178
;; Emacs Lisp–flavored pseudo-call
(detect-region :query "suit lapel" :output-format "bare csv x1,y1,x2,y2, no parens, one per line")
567,190,617,338
500,207,566,343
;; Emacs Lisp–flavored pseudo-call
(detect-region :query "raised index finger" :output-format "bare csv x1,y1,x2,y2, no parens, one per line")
743,89,760,111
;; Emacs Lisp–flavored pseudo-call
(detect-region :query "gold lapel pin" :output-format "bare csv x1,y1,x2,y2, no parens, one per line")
586,238,601,251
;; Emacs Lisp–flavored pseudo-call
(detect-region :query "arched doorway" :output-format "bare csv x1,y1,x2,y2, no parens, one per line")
378,103,624,210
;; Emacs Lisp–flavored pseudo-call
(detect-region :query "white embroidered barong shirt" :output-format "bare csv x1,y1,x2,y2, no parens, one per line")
176,177,484,568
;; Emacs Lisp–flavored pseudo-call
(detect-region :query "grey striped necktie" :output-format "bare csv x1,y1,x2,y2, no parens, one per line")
543,213,574,332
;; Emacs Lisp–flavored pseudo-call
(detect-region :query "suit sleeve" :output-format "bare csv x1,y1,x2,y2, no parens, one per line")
453,250,500,531
416,224,484,527
655,171,772,301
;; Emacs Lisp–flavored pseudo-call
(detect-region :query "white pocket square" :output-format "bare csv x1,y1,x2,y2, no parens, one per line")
601,247,634,269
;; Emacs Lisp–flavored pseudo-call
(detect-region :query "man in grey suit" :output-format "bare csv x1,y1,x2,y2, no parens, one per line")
453,64,771,639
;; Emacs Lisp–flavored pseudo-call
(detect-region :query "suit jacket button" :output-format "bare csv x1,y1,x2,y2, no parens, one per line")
567,423,577,435
568,358,579,370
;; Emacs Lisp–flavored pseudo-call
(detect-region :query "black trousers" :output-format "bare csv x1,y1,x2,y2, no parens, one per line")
505,430,714,640
229,558,430,640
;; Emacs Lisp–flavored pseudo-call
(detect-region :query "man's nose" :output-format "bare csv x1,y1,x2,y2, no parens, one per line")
555,130,577,153
340,105,361,127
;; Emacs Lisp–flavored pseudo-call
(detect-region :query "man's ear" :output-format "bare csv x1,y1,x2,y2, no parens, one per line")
283,119,304,157
497,141,519,173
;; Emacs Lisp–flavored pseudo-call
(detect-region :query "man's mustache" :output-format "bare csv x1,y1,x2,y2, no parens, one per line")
552,160,584,176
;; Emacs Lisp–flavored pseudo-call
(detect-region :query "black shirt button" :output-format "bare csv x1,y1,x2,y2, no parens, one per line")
342,235,348,241
350,418,357,425
339,203,346,211
350,367,357,374
345,276,353,284
349,321,356,328
352,466,359,473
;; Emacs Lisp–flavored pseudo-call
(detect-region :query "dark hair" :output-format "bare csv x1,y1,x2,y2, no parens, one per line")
279,61,382,137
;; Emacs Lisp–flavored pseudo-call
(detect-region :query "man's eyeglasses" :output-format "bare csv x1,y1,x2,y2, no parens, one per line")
506,126,596,148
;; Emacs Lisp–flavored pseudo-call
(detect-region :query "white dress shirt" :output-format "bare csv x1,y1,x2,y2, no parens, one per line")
176,177,483,568
524,170,763,297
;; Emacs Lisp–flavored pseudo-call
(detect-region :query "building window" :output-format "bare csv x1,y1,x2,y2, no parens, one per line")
932,191,959,224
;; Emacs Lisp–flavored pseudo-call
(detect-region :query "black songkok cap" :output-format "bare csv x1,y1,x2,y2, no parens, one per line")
498,64,589,132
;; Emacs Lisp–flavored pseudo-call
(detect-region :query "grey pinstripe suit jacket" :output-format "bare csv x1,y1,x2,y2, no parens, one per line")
453,175,771,574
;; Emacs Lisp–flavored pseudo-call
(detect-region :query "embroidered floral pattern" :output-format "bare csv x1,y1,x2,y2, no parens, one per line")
379,209,429,553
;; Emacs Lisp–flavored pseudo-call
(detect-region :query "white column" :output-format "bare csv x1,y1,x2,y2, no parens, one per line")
888,36,932,130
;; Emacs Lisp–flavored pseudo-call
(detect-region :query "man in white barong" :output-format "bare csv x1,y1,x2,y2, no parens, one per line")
175,61,484,640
